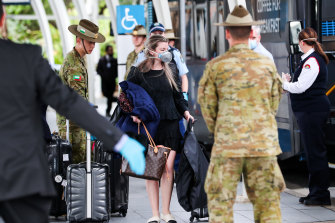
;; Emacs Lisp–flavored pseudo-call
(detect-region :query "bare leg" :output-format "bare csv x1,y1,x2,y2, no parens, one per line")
161,150,176,215
146,180,160,217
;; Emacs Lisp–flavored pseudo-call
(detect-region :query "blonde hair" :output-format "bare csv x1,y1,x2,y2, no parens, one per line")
137,35,178,90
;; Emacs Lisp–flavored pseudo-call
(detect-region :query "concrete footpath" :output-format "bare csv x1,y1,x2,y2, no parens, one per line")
48,177,335,223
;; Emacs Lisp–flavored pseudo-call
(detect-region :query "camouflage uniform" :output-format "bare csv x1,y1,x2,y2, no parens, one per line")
57,48,88,163
124,47,143,80
198,44,285,223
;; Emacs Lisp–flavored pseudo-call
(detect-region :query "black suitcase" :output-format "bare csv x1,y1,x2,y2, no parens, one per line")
66,132,110,223
45,133,72,217
94,141,129,217
190,208,209,222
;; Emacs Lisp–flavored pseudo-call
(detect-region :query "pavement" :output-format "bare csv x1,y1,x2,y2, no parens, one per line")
1,96,335,223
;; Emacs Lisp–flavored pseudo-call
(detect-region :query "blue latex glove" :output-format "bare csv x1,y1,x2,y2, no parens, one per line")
119,137,146,175
91,135,97,141
183,92,188,101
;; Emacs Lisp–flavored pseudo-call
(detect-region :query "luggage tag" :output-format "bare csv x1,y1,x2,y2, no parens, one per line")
63,154,69,162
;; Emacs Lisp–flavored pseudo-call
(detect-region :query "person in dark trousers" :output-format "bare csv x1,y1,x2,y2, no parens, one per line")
0,2,146,222
97,45,118,117
282,27,331,206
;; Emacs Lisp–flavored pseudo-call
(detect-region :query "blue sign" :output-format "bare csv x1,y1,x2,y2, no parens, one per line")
117,5,145,35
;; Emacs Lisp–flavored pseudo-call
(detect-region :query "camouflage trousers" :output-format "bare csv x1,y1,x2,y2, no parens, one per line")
205,156,285,223
57,115,86,163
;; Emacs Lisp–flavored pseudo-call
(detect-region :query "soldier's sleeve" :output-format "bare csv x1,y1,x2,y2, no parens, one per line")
126,53,132,71
65,64,87,98
270,65,283,114
198,63,218,133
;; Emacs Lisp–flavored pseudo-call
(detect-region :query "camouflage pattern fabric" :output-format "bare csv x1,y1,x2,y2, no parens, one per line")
57,119,86,163
205,156,285,223
57,48,88,163
125,47,143,79
198,44,282,158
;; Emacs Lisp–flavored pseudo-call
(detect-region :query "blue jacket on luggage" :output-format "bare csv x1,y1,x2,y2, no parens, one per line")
117,81,160,137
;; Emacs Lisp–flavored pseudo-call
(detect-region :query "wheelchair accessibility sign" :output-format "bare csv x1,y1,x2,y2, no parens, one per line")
117,5,145,34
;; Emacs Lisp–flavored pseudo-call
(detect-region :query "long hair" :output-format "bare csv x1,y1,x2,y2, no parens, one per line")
299,27,329,64
137,35,178,90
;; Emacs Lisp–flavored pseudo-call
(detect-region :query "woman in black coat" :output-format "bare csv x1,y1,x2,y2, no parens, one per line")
127,35,193,223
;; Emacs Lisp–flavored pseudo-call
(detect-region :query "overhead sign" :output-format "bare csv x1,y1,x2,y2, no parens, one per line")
117,5,145,35
3,0,30,4
252,0,288,42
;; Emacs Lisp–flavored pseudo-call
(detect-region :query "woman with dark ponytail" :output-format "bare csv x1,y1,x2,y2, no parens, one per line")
282,27,331,206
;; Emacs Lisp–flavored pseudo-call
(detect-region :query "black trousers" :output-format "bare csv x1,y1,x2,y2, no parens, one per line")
106,95,117,115
0,194,52,223
295,111,330,200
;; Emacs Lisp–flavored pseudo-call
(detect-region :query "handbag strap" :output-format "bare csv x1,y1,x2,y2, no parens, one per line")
141,122,157,148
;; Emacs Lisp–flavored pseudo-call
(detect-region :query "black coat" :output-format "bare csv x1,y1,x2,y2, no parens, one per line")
176,122,209,211
96,55,117,97
0,40,124,201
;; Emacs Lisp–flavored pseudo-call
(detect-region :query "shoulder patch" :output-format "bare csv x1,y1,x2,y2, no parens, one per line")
304,64,311,69
73,75,82,81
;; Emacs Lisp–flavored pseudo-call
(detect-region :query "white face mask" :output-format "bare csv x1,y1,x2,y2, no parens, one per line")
149,50,172,63
249,39,258,50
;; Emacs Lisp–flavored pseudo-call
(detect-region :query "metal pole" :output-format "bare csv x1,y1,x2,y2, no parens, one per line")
180,0,186,59
206,0,211,60
192,0,197,57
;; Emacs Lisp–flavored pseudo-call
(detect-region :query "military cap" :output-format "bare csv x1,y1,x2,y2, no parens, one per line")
215,5,264,27
130,25,147,36
165,29,179,40
68,19,105,43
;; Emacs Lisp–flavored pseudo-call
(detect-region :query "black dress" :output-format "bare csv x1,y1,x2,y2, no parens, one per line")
127,67,188,151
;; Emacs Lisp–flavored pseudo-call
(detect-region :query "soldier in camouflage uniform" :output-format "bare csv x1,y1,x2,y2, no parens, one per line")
124,25,146,79
57,19,105,163
198,5,285,223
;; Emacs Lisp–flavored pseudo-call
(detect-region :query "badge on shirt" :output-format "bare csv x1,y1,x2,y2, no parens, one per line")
73,75,82,81
304,64,311,69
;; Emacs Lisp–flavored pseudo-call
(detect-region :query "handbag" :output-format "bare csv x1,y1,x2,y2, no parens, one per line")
121,122,171,181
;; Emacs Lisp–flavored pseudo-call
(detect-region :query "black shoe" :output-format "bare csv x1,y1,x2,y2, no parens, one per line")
304,197,331,206
299,196,309,203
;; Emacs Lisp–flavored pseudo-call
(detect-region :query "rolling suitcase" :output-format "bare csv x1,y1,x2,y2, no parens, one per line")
66,132,110,223
46,120,72,217
94,141,129,217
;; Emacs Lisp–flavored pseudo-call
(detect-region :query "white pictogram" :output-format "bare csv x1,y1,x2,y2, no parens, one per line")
121,8,137,30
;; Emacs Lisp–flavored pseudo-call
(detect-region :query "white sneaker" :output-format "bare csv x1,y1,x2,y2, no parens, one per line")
147,216,160,223
160,213,177,223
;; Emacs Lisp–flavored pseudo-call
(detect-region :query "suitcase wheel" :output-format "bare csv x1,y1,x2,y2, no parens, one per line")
190,211,199,222
120,210,127,217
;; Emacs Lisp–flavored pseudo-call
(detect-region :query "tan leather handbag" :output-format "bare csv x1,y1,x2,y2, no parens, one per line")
121,122,171,181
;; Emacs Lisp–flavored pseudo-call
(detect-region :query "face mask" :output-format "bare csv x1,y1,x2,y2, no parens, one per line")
249,39,258,50
149,50,172,63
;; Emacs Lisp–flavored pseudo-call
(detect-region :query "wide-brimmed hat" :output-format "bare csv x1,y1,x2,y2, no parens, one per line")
215,5,264,27
68,19,105,43
165,29,179,40
130,25,147,36
149,22,165,33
